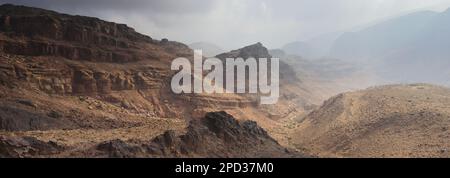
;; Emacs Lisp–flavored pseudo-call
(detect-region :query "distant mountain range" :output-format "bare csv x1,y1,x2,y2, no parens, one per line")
188,42,225,57
281,8,450,85
282,32,342,59
328,8,450,85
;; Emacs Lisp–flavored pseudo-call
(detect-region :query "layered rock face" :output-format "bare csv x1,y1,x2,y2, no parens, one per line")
0,4,258,107
0,5,265,131
0,4,193,95
0,56,170,95
0,4,207,133
0,4,188,63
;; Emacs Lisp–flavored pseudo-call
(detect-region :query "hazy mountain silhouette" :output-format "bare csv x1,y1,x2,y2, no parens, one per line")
329,8,450,85
282,41,315,58
189,42,225,57
282,32,342,59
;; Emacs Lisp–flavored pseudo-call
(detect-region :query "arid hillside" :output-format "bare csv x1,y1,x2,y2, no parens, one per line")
1,111,303,158
292,84,450,158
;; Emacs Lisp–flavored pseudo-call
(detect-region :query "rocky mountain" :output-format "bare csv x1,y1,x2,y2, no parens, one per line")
215,43,314,116
292,84,450,158
216,42,271,60
0,4,307,158
329,8,450,85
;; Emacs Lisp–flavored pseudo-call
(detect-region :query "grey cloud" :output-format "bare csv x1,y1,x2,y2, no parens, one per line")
1,0,450,49
1,0,217,14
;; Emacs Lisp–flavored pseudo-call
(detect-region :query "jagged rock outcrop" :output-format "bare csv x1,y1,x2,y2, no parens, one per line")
0,104,76,131
0,136,64,158
216,42,270,60
214,43,307,119
0,111,303,158
94,111,302,158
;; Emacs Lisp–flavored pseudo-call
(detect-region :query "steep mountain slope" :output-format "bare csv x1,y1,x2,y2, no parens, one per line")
197,43,318,147
292,84,450,158
215,44,319,116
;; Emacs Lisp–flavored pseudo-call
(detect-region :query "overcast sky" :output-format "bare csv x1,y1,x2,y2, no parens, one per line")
2,0,450,49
